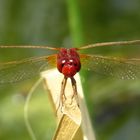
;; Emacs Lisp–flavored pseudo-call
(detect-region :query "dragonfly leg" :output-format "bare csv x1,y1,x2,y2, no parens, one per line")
61,76,67,103
70,77,79,107
57,76,67,112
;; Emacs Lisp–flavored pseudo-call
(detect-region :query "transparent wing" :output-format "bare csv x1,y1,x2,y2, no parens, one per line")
0,54,57,84
80,54,140,80
0,45,60,50
78,40,140,50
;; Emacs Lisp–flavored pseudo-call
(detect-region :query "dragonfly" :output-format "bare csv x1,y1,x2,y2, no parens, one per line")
0,40,140,107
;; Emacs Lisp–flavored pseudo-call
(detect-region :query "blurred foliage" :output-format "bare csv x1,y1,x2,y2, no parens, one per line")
0,0,140,140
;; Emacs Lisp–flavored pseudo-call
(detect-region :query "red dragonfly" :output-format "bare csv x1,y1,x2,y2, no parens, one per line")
0,40,140,106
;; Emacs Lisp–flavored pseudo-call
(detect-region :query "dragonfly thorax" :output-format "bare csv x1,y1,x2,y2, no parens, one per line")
57,48,81,78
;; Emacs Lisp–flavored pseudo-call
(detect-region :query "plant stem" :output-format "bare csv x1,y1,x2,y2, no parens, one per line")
66,0,85,47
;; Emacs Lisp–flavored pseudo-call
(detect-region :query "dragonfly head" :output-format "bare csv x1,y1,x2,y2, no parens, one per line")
57,48,81,78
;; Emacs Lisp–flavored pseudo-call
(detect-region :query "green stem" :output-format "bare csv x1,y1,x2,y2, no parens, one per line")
66,0,85,47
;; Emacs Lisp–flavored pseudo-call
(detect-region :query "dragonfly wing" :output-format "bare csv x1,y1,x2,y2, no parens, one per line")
80,54,140,80
0,54,57,84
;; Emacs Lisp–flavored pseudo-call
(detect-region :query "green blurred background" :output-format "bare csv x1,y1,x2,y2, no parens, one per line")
0,0,140,140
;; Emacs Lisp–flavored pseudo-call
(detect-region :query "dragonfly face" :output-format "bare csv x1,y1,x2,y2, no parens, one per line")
57,48,81,78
